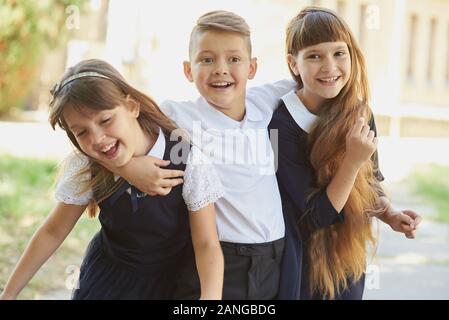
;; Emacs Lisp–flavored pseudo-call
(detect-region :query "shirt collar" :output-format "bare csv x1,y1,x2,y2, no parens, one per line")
281,90,318,133
198,97,263,129
147,127,165,159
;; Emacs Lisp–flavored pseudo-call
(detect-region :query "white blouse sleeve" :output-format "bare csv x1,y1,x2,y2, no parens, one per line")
54,152,93,206
182,146,225,212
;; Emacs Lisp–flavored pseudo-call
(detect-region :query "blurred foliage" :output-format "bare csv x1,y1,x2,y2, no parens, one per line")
0,154,99,299
0,0,87,115
409,164,449,224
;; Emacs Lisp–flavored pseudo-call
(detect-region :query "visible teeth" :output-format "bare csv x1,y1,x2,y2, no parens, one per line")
319,76,339,82
211,82,231,87
100,142,116,153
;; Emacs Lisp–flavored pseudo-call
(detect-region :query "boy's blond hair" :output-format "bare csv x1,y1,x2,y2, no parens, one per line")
189,10,252,58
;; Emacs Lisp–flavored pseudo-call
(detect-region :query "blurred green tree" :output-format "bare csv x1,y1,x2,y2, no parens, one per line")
0,0,87,115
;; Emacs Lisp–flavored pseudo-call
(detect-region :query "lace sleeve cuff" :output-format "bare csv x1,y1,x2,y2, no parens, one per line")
54,152,93,205
182,146,224,212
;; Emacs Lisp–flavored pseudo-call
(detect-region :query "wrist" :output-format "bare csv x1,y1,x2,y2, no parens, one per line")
377,203,395,223
342,156,362,174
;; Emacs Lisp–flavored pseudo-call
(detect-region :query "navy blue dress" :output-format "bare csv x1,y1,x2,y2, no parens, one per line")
270,100,384,300
72,135,195,300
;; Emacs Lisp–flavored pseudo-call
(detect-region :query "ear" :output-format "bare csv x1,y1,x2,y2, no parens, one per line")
248,57,258,80
125,95,140,118
183,61,194,82
287,54,299,76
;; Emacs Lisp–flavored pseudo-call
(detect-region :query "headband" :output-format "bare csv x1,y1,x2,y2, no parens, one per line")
50,71,111,101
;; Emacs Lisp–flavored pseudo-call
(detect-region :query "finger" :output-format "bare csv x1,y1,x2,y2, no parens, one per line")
414,215,423,227
361,124,370,137
399,213,415,226
352,117,365,135
158,187,172,196
403,210,422,227
160,178,184,188
405,230,416,239
399,223,414,232
154,159,171,167
367,130,375,141
373,137,378,147
402,210,418,219
161,169,185,179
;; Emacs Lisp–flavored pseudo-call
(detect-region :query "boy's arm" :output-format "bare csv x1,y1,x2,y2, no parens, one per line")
189,204,224,300
248,79,296,111
103,156,184,196
0,203,86,299
108,100,191,196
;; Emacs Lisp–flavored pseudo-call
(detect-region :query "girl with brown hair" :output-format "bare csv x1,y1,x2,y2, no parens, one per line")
0,59,224,300
269,7,422,300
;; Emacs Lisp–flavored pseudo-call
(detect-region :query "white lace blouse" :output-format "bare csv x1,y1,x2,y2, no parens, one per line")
55,135,224,212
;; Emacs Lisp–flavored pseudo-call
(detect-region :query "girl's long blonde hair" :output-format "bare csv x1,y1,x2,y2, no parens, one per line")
285,7,380,299
49,59,177,217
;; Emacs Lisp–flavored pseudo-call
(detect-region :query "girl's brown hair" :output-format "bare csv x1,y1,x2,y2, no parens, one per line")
49,59,177,217
286,7,380,299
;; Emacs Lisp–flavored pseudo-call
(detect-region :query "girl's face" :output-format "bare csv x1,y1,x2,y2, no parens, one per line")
288,41,351,109
62,102,148,168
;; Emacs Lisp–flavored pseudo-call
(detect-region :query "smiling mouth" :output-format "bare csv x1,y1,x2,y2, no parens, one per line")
317,76,341,84
99,140,119,158
209,81,234,88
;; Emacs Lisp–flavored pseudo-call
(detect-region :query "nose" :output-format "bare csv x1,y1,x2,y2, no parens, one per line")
320,56,337,73
214,59,229,75
90,127,106,146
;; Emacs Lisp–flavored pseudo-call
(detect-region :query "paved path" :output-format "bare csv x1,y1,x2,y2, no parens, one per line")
364,181,449,299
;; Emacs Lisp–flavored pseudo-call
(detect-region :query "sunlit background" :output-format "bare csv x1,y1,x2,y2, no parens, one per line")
1,0,448,299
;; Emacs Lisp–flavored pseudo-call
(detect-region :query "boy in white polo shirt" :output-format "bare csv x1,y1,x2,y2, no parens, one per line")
117,10,294,299
164,10,296,300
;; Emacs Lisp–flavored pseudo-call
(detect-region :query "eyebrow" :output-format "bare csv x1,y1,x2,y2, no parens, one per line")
304,45,348,54
196,49,243,55
68,124,82,131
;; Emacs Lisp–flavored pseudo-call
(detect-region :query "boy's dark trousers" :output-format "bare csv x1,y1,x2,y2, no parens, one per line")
173,238,285,300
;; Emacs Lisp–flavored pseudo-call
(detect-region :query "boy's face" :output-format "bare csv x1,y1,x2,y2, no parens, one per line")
184,30,257,119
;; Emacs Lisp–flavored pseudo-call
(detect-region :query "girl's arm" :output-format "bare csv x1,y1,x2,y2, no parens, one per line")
376,196,422,238
189,204,224,300
0,202,86,299
365,117,422,238
270,108,343,229
326,117,378,212
181,146,225,300
271,114,375,227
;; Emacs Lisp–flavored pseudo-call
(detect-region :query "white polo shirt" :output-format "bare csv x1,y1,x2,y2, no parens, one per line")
161,80,295,243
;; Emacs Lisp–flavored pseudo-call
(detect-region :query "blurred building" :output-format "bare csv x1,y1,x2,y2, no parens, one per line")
30,0,449,137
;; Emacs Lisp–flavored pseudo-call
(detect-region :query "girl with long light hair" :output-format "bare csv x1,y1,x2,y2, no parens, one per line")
270,7,422,299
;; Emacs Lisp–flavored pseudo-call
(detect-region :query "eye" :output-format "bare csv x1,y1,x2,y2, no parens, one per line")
307,54,320,60
101,117,111,125
75,130,86,138
200,57,213,64
335,51,347,57
230,56,241,63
